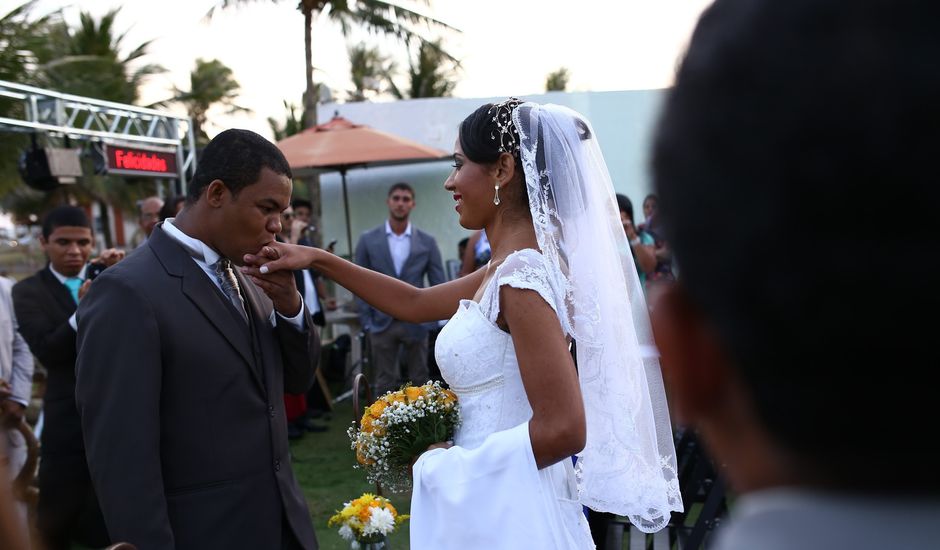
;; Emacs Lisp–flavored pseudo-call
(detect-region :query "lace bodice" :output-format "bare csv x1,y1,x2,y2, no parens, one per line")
434,249,566,449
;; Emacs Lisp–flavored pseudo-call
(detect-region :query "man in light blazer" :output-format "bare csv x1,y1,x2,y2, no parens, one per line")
76,129,320,549
355,182,445,395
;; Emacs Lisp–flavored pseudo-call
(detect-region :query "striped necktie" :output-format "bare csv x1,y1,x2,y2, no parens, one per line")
213,259,248,324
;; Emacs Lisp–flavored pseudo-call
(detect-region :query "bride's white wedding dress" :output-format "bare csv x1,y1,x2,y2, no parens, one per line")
410,248,596,549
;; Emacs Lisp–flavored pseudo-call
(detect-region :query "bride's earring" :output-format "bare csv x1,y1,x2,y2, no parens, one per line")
493,183,501,206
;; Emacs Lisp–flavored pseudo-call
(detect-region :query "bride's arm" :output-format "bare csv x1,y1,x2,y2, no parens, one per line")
242,242,487,324
501,287,586,469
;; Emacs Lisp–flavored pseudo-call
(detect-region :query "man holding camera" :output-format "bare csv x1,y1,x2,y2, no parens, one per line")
11,206,122,550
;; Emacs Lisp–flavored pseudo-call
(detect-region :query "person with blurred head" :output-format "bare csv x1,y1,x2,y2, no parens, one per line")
11,206,120,550
0,268,33,544
75,129,320,549
131,196,164,249
457,229,491,277
158,195,186,222
651,1,940,548
616,193,656,286
290,198,314,244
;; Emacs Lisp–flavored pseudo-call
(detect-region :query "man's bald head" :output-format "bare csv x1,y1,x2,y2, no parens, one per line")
139,196,164,237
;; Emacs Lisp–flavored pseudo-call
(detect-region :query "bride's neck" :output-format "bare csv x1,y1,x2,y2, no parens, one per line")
485,217,537,265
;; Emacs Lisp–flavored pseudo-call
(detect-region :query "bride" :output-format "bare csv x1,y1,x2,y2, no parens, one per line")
243,99,682,548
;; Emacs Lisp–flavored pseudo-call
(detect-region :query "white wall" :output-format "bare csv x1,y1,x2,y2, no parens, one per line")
314,90,665,260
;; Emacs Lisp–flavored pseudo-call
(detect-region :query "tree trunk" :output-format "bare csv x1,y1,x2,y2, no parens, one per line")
97,199,113,249
302,7,322,248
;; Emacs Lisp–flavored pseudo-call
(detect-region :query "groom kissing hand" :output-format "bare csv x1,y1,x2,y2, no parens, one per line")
75,129,320,550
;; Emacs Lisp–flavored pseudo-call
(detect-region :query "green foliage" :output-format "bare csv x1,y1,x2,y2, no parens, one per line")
546,67,570,92
0,3,164,227
36,8,164,104
268,99,306,140
347,43,393,102
388,39,458,99
152,58,246,144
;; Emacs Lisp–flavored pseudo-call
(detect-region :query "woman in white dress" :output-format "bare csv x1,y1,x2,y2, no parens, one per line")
243,100,682,549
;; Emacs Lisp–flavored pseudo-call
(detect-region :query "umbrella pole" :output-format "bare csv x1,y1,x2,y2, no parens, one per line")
341,168,353,258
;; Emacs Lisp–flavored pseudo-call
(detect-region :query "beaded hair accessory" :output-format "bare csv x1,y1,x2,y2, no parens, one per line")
488,97,523,157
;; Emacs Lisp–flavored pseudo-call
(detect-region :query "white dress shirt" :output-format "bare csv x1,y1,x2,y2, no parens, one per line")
163,219,304,328
49,263,87,332
385,220,412,277
301,270,320,315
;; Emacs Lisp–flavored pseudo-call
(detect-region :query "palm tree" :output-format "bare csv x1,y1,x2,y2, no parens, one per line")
0,2,63,196
268,99,305,141
546,67,570,92
347,44,393,102
3,8,165,246
208,0,458,245
37,9,164,104
154,58,248,144
388,39,457,99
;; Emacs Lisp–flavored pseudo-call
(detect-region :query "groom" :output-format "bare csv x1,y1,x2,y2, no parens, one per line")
75,129,319,549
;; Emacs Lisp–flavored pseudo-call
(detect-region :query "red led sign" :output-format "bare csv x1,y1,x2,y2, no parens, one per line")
105,144,178,178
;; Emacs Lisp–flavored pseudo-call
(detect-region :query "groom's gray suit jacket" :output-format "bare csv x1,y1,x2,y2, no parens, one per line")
354,223,445,334
75,225,320,549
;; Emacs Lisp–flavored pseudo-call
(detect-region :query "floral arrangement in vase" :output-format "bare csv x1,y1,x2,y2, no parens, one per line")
328,493,408,548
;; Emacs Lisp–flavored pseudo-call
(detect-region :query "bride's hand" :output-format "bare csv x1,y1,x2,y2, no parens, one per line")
410,441,453,470
241,241,316,275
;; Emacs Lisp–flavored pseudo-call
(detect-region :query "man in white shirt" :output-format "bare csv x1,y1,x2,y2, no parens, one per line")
75,129,320,549
354,182,445,395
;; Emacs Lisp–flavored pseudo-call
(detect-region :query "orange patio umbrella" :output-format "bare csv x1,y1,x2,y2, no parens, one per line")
277,115,450,254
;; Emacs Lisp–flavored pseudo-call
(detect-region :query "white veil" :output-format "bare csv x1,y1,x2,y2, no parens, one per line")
513,102,682,531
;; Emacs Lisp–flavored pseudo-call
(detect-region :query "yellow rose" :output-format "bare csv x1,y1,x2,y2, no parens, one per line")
368,400,387,418
442,389,457,403
405,386,423,402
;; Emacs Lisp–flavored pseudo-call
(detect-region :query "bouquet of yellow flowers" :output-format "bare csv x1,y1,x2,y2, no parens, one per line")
349,381,459,491
328,493,408,546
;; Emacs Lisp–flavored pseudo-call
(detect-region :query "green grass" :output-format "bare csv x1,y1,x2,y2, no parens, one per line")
290,398,412,550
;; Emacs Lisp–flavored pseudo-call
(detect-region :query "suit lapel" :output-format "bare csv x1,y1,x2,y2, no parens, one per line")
39,267,77,315
149,227,264,393
375,229,396,277
401,231,426,277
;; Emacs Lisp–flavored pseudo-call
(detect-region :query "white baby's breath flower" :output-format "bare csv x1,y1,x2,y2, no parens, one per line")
338,524,355,541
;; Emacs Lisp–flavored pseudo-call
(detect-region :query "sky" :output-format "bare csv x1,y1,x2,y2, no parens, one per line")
25,0,713,139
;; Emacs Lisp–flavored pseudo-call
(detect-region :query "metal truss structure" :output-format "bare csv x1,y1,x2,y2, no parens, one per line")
0,79,197,192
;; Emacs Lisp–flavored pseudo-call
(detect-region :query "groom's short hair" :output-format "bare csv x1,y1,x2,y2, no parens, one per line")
187,129,292,203
653,0,938,491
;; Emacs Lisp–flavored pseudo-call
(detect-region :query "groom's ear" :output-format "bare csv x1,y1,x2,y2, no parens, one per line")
652,284,732,426
205,179,228,208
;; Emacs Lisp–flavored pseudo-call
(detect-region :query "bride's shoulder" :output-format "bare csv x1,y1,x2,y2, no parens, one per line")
497,248,547,270
492,249,559,302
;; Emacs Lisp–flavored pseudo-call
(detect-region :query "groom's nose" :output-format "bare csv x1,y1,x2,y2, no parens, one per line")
267,215,282,236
